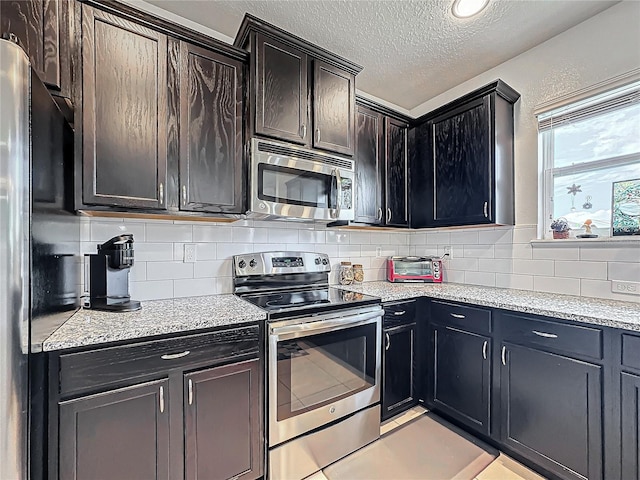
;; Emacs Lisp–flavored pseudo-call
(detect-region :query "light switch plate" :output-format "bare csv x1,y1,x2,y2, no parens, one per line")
611,280,640,296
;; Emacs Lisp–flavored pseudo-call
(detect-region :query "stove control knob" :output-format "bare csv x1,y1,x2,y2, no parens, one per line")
315,257,321,265
238,260,246,269
249,259,257,268
321,258,329,265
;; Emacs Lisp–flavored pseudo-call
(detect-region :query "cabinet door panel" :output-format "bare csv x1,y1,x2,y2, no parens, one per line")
82,6,167,208
385,118,409,227
382,325,415,420
256,34,308,145
431,97,491,225
179,42,244,213
59,379,170,480
621,372,640,480
431,325,491,435
501,343,602,480
313,60,355,156
185,359,261,480
354,106,383,224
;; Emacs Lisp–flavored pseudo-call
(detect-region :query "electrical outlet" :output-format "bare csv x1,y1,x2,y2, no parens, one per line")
611,280,640,296
183,244,196,263
443,245,453,258
376,247,382,257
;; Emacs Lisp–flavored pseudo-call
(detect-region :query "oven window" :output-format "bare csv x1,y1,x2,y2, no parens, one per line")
275,322,377,421
258,164,332,208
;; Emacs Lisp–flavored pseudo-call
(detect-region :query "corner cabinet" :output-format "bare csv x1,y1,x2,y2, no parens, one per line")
237,15,360,156
411,80,520,228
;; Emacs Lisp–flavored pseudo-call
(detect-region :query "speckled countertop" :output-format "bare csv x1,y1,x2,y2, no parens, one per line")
337,281,640,331
42,295,267,352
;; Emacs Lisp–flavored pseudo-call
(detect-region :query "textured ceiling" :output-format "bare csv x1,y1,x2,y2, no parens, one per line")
144,0,619,110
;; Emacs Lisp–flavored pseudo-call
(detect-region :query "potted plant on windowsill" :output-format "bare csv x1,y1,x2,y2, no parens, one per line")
550,217,571,239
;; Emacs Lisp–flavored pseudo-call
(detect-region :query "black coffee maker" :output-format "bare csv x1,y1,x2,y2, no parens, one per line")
86,234,141,312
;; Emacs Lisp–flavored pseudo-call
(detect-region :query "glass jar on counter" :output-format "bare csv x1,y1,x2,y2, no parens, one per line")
353,264,364,283
339,262,354,285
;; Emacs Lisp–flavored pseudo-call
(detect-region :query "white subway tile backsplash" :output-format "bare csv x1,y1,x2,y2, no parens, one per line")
463,245,495,259
465,271,496,287
194,260,231,278
512,259,554,276
580,246,640,262
267,228,299,244
533,276,581,296
91,221,146,242
495,273,534,291
555,261,607,280
174,278,216,298
427,232,450,245
450,230,479,245
215,277,234,294
231,227,268,244
412,232,428,245
130,280,173,301
608,262,640,282
130,262,146,282
369,232,390,246
146,261,194,280
581,279,640,303
511,225,537,244
193,225,231,242
146,224,192,242
495,243,532,260
478,258,513,274
326,231,350,244
444,269,466,283
216,243,254,259
348,231,371,245
338,244,361,257
448,257,479,271
478,228,513,245
136,243,174,262
532,247,580,261
299,229,326,244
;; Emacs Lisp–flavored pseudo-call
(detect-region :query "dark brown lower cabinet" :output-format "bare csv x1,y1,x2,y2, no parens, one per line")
500,343,603,480
621,372,640,480
185,359,261,480
382,323,416,420
59,379,170,480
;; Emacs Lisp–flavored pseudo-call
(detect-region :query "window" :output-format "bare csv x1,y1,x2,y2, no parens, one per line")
538,80,640,238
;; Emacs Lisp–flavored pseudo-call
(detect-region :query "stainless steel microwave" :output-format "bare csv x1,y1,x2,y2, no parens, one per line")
248,138,355,222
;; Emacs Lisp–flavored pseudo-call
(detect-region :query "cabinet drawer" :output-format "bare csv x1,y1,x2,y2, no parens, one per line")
383,299,417,327
59,325,259,397
431,300,491,334
622,333,640,370
500,313,602,361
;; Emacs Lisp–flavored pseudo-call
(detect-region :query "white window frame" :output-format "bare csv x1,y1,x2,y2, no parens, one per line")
537,74,640,239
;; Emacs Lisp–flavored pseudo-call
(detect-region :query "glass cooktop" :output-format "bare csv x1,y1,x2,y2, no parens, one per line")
240,287,380,318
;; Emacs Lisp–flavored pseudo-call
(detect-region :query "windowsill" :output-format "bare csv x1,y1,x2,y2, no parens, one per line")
531,236,640,248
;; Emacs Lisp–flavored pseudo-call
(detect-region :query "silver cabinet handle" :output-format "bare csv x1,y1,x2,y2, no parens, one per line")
393,310,406,316
159,182,164,205
301,124,307,139
182,185,187,206
385,332,390,351
188,379,193,405
159,386,165,413
482,340,488,360
387,208,392,223
161,350,191,360
450,313,466,319
377,208,383,221
316,127,321,142
532,330,558,339
501,346,507,366
483,201,488,218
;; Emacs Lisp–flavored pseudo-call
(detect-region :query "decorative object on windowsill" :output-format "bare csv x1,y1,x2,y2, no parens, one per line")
339,261,354,285
612,178,640,236
352,264,364,284
577,219,598,239
550,217,571,239
567,183,582,211
582,195,593,210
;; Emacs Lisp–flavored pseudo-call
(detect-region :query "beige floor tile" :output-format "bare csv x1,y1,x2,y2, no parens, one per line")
380,419,400,435
303,470,330,480
476,454,547,480
392,406,427,426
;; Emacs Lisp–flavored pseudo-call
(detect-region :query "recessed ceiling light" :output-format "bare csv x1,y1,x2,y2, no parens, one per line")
452,0,489,18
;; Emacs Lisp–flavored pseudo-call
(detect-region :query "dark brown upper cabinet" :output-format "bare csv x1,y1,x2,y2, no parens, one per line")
80,5,168,209
178,41,244,214
313,60,355,156
255,34,308,145
235,14,361,157
0,0,72,97
411,80,520,228
385,117,409,227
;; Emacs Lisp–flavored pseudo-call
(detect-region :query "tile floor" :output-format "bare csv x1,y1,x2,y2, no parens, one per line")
305,406,546,480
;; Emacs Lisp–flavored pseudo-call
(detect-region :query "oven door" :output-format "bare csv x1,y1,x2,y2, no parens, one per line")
250,139,354,221
268,306,382,446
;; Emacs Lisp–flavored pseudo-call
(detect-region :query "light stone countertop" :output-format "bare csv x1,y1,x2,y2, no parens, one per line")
42,294,267,352
336,281,640,331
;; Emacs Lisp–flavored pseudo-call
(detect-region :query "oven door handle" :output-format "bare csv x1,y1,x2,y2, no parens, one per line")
270,310,381,341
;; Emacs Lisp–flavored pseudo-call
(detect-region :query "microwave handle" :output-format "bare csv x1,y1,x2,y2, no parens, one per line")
270,310,381,341
330,169,342,219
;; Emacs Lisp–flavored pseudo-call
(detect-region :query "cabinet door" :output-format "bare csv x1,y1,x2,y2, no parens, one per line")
0,0,71,95
313,60,355,156
179,42,244,213
354,106,383,224
430,96,491,226
255,34,308,145
185,359,262,480
501,343,603,480
431,324,491,435
385,118,409,227
382,324,416,420
621,372,640,480
81,6,168,209
59,379,170,480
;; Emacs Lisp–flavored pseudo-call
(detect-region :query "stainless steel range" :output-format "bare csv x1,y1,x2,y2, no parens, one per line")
233,252,382,480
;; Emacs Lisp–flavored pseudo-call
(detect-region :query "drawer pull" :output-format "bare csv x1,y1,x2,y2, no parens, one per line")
385,333,390,351
450,313,466,319
532,330,558,339
188,379,193,405
393,310,406,316
482,340,488,360
159,386,165,413
501,346,507,366
161,350,191,360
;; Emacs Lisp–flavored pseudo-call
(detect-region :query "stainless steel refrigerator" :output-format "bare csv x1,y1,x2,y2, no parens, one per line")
0,38,80,479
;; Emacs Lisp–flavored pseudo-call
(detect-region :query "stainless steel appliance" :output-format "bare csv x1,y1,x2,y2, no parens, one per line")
248,138,355,222
86,234,141,311
0,38,80,479
234,252,382,480
387,255,443,283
